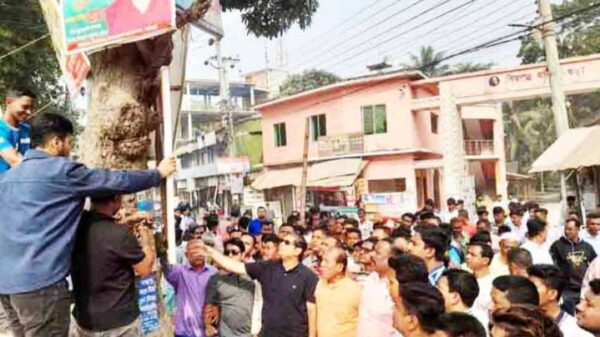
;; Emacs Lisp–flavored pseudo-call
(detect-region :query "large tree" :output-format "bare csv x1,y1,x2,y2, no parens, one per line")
0,0,75,121
75,0,319,170
279,69,340,97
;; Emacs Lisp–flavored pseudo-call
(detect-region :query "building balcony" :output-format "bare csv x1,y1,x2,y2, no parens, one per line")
177,157,250,180
318,133,364,158
464,140,496,157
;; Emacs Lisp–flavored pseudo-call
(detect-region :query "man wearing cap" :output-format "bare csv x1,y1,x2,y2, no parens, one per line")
490,232,520,277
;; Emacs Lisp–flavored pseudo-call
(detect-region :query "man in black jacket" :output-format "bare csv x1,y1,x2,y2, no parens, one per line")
550,218,597,315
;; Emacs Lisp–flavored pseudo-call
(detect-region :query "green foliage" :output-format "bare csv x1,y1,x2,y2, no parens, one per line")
403,46,450,77
446,62,495,75
279,69,341,97
221,0,319,39
518,0,600,64
0,0,75,121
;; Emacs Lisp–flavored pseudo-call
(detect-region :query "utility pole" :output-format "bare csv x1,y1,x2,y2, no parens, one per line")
208,39,240,157
299,117,310,226
538,0,570,205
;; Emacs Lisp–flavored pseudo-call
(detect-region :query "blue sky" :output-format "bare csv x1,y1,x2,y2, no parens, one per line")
187,0,552,82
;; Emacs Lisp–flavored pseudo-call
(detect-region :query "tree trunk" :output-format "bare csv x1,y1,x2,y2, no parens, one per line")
77,38,174,337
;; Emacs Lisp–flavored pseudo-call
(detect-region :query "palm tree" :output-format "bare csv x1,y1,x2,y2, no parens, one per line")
448,62,495,75
403,46,449,77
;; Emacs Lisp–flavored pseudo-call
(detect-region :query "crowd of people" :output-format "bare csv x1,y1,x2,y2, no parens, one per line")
164,196,600,337
1,88,600,337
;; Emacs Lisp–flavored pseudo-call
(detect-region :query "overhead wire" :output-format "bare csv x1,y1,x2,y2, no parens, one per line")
333,0,522,74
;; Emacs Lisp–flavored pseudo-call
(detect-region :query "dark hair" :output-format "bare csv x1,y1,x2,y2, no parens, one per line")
507,248,532,269
493,206,505,216
469,230,492,245
587,212,600,220
90,193,120,204
389,254,429,284
565,218,582,228
492,275,539,306
261,233,281,245
329,246,348,273
290,233,308,259
436,312,486,337
497,225,512,236
344,218,359,228
206,214,219,230
345,227,361,237
419,211,436,221
415,224,450,262
402,212,417,222
30,113,74,148
527,264,567,300
239,216,250,230
468,242,494,265
6,86,36,99
526,218,546,238
567,195,576,202
286,215,298,226
457,199,464,205
442,269,479,308
535,208,548,216
491,305,562,337
447,197,457,206
458,209,469,218
590,279,600,295
425,198,435,207
224,238,246,254
392,227,411,239
509,209,523,217
398,282,445,334
476,208,489,216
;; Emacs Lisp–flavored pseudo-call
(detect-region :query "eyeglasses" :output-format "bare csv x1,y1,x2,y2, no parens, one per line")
224,249,241,256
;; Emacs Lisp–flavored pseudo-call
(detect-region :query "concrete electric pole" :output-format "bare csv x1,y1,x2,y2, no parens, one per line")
208,40,240,157
538,0,570,205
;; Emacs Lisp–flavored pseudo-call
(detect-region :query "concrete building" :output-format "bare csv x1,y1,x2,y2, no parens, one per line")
175,79,267,211
251,71,506,217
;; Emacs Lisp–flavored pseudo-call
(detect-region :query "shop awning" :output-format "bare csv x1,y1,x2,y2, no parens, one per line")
529,126,600,173
251,158,367,190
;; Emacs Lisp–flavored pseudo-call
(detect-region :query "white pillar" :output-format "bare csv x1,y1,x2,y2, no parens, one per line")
494,102,508,198
439,82,466,200
187,112,193,140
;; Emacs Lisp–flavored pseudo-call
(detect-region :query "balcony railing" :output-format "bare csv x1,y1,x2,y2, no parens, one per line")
464,140,495,156
318,133,364,157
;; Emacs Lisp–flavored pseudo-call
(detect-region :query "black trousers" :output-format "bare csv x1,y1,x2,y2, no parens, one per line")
0,280,70,337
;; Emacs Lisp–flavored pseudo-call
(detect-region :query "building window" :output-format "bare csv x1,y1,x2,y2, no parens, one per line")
274,123,287,147
368,178,406,193
310,114,327,141
362,104,387,135
431,113,438,134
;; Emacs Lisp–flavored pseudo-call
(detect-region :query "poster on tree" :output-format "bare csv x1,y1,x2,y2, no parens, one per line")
62,0,176,54
137,276,160,335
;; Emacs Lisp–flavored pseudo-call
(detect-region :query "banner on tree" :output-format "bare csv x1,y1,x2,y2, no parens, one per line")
62,0,176,54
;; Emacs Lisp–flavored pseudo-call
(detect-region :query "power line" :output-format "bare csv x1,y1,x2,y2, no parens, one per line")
0,34,49,62
334,0,522,74
287,0,398,57
315,0,476,71
289,0,429,70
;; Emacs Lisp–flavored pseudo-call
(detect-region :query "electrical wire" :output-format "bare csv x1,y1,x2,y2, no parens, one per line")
0,33,49,62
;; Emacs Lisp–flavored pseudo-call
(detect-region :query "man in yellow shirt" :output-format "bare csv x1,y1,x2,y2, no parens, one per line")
315,245,362,337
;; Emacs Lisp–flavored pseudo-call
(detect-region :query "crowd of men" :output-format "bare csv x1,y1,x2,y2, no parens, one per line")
1,88,600,337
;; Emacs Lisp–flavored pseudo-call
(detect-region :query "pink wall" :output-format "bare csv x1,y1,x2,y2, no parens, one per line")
259,79,441,166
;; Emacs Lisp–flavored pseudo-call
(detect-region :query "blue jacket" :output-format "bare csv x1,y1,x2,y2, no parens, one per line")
0,150,162,294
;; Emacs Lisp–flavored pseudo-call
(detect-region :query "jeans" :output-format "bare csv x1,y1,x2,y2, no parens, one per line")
0,280,70,337
71,318,141,337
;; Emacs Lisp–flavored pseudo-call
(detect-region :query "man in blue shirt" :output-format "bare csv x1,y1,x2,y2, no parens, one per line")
0,113,177,337
248,206,268,236
0,87,35,173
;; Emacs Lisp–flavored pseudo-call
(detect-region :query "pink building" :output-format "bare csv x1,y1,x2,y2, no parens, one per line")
251,69,507,217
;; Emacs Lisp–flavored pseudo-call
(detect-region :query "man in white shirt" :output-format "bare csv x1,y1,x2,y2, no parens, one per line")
508,209,527,243
521,218,554,265
528,264,593,337
581,213,600,255
465,242,495,317
357,208,373,239
439,198,459,224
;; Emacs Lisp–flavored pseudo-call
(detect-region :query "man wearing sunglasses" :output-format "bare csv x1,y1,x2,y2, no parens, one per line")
204,238,255,337
193,233,319,337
